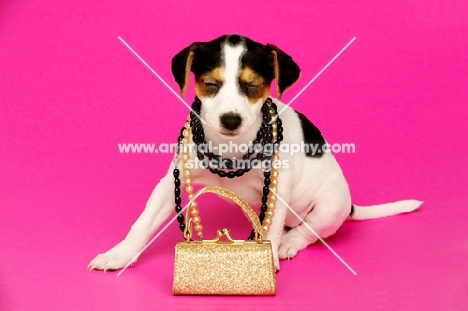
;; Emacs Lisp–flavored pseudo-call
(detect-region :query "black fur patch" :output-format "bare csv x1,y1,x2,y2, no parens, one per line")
190,39,224,80
266,44,301,96
226,34,242,46
183,35,246,81
241,38,275,85
295,111,326,158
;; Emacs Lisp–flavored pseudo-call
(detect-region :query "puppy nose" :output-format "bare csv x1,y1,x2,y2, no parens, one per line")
220,113,242,131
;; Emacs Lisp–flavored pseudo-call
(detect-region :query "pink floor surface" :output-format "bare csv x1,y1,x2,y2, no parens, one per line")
1,0,467,310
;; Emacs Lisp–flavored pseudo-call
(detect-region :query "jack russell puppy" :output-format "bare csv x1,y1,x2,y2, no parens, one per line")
89,34,422,272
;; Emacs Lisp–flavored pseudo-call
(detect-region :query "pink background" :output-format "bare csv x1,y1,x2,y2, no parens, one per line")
1,0,467,309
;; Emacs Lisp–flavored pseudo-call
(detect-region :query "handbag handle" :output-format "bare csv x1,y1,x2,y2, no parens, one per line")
184,186,265,241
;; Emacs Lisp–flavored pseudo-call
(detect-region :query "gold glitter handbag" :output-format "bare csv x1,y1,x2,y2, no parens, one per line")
172,186,277,295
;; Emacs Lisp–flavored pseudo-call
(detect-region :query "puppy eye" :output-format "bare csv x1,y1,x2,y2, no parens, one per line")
245,83,262,97
203,81,220,91
204,81,218,86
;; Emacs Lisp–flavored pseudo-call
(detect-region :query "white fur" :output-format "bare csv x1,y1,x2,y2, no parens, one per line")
88,43,422,272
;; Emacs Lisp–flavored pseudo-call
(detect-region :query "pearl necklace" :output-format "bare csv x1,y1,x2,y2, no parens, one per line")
173,97,282,240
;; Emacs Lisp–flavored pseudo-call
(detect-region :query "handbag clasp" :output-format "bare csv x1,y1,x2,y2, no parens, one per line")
213,228,235,242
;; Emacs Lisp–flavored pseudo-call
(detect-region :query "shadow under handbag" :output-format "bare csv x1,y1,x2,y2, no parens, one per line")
172,186,277,295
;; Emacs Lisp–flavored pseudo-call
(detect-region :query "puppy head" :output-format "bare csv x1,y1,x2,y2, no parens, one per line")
171,34,300,138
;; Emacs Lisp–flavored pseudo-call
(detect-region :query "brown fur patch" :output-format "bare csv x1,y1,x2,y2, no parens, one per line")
181,51,194,97
249,84,270,104
239,67,258,83
270,50,282,99
239,67,270,104
195,67,224,98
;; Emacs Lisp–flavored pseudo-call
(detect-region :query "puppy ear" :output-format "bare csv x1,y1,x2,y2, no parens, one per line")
266,44,301,99
171,43,201,97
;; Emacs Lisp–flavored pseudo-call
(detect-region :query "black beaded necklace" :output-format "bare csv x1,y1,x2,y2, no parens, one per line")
173,97,283,239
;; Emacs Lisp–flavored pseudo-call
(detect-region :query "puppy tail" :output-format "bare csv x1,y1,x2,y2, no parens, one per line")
350,200,423,220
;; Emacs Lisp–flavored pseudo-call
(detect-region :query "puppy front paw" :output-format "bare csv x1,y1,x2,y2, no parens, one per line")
88,241,140,272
